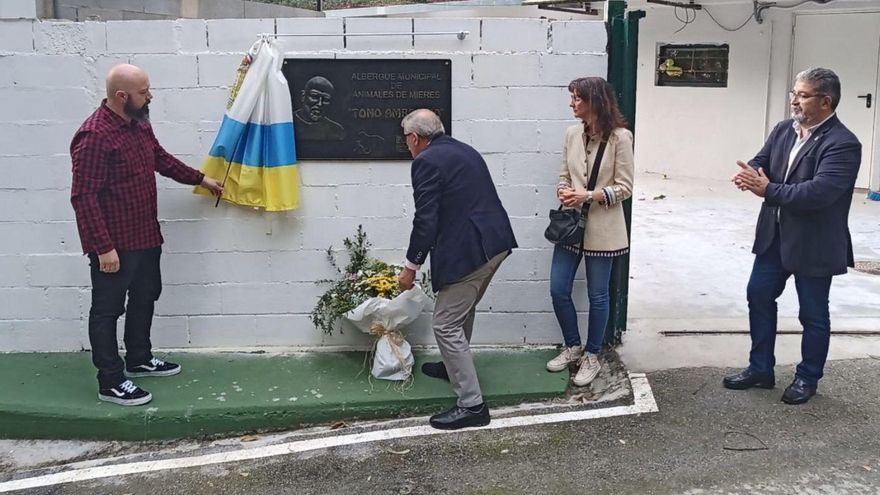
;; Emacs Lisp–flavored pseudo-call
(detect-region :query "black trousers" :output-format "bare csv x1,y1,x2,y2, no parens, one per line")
88,247,162,389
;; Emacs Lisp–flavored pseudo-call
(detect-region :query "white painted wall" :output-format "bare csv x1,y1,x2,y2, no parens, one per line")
0,14,608,352
766,2,880,191
634,1,880,190
633,3,772,181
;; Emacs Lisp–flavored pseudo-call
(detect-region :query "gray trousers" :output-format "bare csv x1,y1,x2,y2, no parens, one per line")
432,251,508,408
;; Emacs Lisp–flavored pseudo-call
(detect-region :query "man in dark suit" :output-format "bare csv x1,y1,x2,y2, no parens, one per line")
725,67,861,404
397,109,517,429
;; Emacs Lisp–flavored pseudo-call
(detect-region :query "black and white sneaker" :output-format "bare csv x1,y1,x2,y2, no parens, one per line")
126,357,182,377
98,380,152,406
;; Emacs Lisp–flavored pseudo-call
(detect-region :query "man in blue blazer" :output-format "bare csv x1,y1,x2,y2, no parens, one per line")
397,109,517,429
725,68,861,404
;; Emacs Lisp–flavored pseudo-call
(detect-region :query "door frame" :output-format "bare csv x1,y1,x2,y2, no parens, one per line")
790,9,880,190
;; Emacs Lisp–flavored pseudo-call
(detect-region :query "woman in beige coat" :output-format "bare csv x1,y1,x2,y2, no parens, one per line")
545,77,634,386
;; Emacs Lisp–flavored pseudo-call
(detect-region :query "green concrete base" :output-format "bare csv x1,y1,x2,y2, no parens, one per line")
0,350,568,441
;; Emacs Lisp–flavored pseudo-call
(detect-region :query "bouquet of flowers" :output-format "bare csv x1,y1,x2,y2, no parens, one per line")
311,226,431,382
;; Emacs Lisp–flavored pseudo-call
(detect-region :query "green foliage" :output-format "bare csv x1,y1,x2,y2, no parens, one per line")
310,225,431,335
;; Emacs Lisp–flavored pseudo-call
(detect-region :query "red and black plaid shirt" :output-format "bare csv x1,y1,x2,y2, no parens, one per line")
70,101,202,254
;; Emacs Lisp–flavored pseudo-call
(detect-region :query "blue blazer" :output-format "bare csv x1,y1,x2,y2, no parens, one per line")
406,135,517,292
748,115,861,277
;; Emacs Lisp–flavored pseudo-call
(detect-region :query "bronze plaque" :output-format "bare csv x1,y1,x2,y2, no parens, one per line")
282,58,452,160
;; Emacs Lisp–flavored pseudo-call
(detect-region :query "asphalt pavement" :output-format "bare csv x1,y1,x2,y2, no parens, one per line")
3,358,879,494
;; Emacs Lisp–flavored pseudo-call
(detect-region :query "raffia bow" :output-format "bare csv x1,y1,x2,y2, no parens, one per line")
369,321,409,372
365,321,413,392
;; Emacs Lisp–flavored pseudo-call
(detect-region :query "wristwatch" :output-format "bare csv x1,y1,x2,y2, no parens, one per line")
586,191,593,204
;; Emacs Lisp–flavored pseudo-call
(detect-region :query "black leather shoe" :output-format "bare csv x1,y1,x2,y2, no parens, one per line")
781,378,817,405
429,403,490,430
421,361,450,381
722,368,775,390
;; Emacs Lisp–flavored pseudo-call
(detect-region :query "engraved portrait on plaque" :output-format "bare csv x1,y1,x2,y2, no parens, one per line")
283,59,452,160
293,76,346,141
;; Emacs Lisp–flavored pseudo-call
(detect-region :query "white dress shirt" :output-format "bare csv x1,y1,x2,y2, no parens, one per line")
785,113,835,182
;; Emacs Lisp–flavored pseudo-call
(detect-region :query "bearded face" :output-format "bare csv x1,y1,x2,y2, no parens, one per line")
124,93,151,121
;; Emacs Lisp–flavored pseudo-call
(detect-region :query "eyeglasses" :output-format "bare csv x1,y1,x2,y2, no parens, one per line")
789,90,826,101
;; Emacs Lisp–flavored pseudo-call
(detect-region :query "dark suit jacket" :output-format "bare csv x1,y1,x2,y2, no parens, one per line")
748,115,861,277
406,135,517,292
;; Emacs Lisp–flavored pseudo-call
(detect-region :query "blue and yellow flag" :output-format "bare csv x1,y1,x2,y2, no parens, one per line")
195,38,300,211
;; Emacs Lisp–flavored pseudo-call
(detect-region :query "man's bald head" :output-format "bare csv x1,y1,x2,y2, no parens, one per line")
106,64,149,99
304,76,334,94
105,64,152,121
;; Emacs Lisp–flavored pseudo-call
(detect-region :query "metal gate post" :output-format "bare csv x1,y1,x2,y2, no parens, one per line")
604,1,645,346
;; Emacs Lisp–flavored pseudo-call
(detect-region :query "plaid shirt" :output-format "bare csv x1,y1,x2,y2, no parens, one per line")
70,101,203,255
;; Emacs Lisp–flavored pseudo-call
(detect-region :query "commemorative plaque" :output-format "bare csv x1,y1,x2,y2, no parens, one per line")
282,59,452,160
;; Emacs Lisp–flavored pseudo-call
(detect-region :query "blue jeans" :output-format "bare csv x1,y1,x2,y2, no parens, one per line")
747,232,832,387
550,244,614,354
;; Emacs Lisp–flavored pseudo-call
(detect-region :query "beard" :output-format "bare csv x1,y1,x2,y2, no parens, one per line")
790,106,806,124
307,108,323,122
124,98,150,121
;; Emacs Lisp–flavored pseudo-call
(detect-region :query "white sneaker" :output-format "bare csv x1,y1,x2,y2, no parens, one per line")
546,346,583,372
572,352,601,386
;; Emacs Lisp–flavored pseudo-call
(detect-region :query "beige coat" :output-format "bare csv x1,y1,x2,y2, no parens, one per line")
558,125,634,252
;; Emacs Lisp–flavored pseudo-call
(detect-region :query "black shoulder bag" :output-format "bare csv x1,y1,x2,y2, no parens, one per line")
543,133,609,247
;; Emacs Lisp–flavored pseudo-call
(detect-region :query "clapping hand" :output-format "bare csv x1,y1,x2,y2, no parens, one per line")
732,160,769,197
731,160,755,190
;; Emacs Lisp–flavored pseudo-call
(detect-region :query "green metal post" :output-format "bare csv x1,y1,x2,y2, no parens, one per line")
604,2,645,346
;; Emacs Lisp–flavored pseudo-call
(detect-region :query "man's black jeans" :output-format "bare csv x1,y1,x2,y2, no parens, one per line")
88,247,162,389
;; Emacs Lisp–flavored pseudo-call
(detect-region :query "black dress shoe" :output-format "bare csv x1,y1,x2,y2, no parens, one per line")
781,378,817,405
722,368,775,390
421,361,450,381
429,403,490,430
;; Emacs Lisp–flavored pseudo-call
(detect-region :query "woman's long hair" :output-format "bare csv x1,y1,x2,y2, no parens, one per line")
568,77,628,139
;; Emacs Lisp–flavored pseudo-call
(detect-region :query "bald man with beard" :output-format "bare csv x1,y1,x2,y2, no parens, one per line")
70,64,224,406
293,76,345,141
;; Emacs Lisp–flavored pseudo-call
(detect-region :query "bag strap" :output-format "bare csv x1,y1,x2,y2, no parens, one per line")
581,131,610,215
568,131,610,252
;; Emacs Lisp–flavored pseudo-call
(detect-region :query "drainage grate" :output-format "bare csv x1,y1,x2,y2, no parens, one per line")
854,260,880,276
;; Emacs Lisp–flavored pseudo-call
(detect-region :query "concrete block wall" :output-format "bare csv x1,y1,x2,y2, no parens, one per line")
44,0,322,21
0,16,607,352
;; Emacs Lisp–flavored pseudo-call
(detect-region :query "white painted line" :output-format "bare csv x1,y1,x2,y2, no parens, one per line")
0,372,658,493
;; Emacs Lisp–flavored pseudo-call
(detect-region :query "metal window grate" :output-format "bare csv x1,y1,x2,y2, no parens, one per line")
655,43,729,88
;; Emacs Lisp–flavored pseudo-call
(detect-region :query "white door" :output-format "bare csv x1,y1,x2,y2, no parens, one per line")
793,12,880,189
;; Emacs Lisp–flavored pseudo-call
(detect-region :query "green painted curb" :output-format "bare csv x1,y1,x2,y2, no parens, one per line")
0,350,568,441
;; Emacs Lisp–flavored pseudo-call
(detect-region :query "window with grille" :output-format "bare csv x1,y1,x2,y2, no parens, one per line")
655,43,729,88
